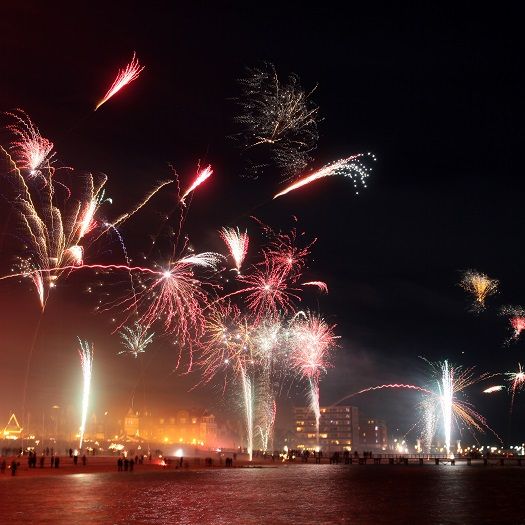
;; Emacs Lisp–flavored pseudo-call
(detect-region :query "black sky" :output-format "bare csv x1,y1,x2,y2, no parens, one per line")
0,2,524,443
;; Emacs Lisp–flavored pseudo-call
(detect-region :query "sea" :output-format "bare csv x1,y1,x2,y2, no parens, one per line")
1,463,524,524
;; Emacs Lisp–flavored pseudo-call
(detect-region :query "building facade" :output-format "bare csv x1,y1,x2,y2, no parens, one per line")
358,416,388,451
294,405,360,451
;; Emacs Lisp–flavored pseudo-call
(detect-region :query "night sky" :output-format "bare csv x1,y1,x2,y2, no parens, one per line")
1,3,524,443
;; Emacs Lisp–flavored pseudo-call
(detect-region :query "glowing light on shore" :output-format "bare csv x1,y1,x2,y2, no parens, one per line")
77,339,94,449
460,270,498,311
95,52,144,110
273,153,375,199
180,165,213,203
220,227,249,272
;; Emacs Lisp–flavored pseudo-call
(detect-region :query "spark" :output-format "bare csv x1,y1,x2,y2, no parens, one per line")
273,153,375,199
77,338,94,450
483,385,504,394
302,281,328,293
118,322,154,358
234,62,320,179
180,165,213,203
6,109,55,176
95,52,144,111
220,227,249,272
460,270,498,311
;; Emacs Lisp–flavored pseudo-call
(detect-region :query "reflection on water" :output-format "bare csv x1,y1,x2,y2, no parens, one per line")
0,464,524,524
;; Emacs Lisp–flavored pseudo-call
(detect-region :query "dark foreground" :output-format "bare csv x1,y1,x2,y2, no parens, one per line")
0,463,524,524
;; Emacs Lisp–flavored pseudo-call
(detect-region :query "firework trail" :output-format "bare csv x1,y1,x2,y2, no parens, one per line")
273,153,375,199
180,165,213,204
118,322,155,358
256,395,276,453
290,312,338,445
460,270,498,312
483,385,504,394
421,396,438,453
506,363,525,412
438,361,454,456
329,384,433,407
5,109,55,176
77,339,94,449
95,52,144,111
235,62,320,179
239,365,254,461
500,306,525,342
220,227,249,272
302,281,328,293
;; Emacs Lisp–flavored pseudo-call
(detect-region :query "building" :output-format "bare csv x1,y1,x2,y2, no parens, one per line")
359,416,388,451
121,408,218,447
294,405,360,452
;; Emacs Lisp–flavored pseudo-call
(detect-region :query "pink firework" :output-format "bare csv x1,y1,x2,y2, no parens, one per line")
6,109,55,175
220,227,249,272
273,153,375,199
180,165,213,203
262,228,313,279
500,306,525,341
302,281,328,293
95,52,145,110
237,260,301,321
290,312,338,444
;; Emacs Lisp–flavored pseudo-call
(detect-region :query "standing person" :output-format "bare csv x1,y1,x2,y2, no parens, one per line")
50,455,55,468
129,458,134,471
10,460,17,476
73,454,78,465
123,458,129,471
1,459,6,473
39,455,45,468
69,448,73,458
54,456,60,468
82,454,86,466
117,457,123,471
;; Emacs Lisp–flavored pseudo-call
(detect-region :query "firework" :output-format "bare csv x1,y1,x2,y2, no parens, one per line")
220,227,249,272
290,312,338,444
234,63,320,179
6,109,55,176
180,165,213,203
424,359,499,456
95,52,144,110
500,305,525,341
118,322,154,358
0,140,108,307
460,270,498,311
77,339,94,449
273,153,375,199
236,260,301,321
506,363,525,411
483,385,504,394
302,281,328,293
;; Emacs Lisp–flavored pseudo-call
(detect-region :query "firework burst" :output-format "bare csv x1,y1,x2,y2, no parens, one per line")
180,165,213,203
506,363,525,411
220,227,249,272
234,62,320,179
118,322,155,358
500,305,525,341
95,52,144,110
5,109,55,176
273,153,375,199
290,312,338,444
460,270,498,312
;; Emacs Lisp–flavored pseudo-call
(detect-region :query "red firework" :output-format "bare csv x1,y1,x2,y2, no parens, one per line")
180,164,213,203
95,52,145,111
